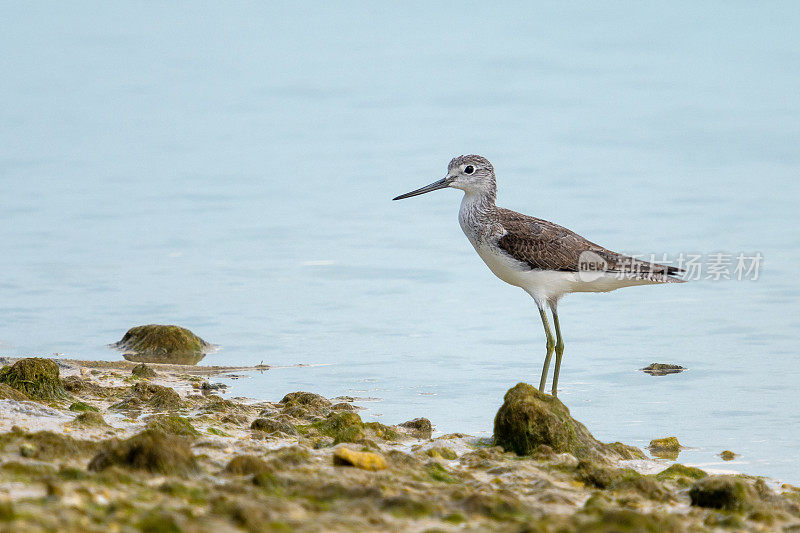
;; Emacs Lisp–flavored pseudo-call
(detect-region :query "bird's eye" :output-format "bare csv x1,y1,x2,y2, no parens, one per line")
464,165,475,174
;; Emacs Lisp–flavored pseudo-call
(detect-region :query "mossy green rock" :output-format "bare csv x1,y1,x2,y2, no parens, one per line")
131,363,157,379
112,325,211,365
656,463,707,481
689,475,758,511
69,401,99,412
309,412,365,444
88,429,197,475
69,411,109,428
0,358,67,400
111,382,182,412
493,383,622,459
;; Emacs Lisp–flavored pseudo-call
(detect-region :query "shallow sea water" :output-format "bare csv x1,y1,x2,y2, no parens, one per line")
2,3,800,482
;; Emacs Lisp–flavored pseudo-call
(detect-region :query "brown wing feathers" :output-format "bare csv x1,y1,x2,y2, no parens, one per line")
495,209,682,276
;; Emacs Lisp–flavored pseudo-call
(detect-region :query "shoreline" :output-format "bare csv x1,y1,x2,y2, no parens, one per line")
0,356,797,531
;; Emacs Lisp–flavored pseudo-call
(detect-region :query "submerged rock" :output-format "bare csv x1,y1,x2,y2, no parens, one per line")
111,325,211,365
689,475,758,511
0,358,67,400
88,429,197,475
493,383,641,460
640,363,686,376
333,447,387,471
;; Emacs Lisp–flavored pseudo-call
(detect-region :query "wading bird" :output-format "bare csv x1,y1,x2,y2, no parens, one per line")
393,155,684,396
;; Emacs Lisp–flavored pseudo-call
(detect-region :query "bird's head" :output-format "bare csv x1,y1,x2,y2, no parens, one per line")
393,154,496,201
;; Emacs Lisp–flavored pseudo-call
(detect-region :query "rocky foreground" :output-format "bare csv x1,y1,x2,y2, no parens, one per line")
0,357,798,532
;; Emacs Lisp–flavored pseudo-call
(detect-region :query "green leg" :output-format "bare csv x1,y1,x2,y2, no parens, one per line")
537,307,556,393
550,305,565,397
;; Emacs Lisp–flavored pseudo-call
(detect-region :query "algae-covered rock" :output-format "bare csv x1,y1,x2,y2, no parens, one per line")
131,363,157,379
69,411,110,428
364,421,400,441
280,391,332,420
719,450,738,461
68,401,98,412
689,475,758,511
306,412,365,444
145,415,199,436
648,436,682,459
400,418,433,439
88,429,197,475
656,463,707,482
224,454,272,476
250,417,298,435
112,325,211,365
110,382,182,412
0,358,67,400
493,383,622,459
333,447,387,471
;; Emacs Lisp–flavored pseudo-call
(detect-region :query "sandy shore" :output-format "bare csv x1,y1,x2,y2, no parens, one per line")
0,356,797,532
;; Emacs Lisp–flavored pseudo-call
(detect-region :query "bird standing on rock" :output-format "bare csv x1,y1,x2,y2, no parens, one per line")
393,155,684,396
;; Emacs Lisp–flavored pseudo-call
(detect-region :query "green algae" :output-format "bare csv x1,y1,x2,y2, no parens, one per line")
493,383,627,460
0,383,28,401
69,411,110,428
88,429,197,475
425,446,458,460
112,324,211,365
689,475,758,511
648,436,681,459
719,449,738,461
656,463,707,482
110,382,182,412
304,412,365,444
145,415,199,436
131,363,157,379
0,358,67,400
69,401,99,412
364,421,400,441
207,427,232,437
427,462,458,483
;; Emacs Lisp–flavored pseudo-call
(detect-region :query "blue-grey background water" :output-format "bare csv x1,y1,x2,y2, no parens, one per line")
2,3,799,482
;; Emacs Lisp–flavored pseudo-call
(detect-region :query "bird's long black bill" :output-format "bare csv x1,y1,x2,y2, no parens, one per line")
392,178,450,200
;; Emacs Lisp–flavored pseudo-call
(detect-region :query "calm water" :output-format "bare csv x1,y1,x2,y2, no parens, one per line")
2,3,800,482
